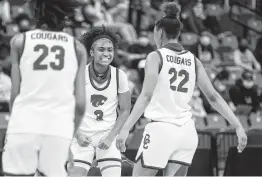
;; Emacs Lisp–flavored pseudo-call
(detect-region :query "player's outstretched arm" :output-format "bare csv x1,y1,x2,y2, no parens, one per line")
195,58,247,152
121,51,160,132
9,33,24,112
117,51,161,152
73,40,87,135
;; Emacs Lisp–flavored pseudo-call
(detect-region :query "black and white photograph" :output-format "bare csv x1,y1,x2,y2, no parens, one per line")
0,0,261,176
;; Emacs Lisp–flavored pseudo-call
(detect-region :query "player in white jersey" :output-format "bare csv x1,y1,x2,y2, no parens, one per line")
68,26,131,177
117,2,247,176
2,0,87,176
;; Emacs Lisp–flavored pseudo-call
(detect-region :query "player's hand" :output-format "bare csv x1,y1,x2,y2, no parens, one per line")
116,130,129,152
98,135,114,150
76,132,91,147
236,126,247,153
91,159,98,168
67,148,74,173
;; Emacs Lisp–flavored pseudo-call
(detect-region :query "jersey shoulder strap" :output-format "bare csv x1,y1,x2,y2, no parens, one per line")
116,68,119,94
115,67,120,116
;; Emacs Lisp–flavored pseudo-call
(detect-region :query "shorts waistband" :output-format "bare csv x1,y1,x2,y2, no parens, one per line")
149,119,191,126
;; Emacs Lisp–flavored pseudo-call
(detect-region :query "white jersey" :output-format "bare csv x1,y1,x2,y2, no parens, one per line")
79,64,129,135
144,43,197,126
7,29,78,139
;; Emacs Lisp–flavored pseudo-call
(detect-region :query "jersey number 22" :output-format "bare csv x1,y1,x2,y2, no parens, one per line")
33,44,65,70
169,68,189,93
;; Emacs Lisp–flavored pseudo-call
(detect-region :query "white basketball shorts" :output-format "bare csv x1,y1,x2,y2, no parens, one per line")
70,130,121,170
135,119,198,169
2,133,71,176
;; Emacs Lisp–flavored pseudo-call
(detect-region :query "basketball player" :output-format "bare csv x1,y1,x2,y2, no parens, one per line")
68,26,131,177
3,0,87,176
117,2,247,176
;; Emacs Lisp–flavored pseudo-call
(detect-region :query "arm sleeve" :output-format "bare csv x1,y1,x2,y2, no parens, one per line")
118,69,130,93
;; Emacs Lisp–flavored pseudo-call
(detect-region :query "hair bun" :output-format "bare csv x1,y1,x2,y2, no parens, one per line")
163,2,180,18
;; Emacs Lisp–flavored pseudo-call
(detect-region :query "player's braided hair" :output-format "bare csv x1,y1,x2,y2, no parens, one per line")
81,26,119,56
28,0,79,30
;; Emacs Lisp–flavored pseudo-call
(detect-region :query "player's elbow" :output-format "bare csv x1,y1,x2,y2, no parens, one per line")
142,91,153,102
75,99,86,116
206,92,220,104
119,103,131,114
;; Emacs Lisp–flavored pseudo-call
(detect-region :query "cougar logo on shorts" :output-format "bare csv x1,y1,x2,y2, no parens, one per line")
143,134,150,149
91,94,108,107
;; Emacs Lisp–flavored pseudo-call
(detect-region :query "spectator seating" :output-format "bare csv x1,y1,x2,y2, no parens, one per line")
180,33,199,46
193,117,206,130
1,1,262,176
220,34,238,50
11,5,25,18
197,130,213,149
206,114,228,130
226,66,242,80
9,0,24,6
249,113,262,129
247,17,262,34
208,34,220,50
216,130,238,172
180,33,199,54
233,115,249,130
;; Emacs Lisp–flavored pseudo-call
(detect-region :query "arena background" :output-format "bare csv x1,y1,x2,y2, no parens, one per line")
0,0,262,176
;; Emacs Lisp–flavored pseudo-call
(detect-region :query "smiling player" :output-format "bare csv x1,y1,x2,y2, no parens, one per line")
68,26,131,177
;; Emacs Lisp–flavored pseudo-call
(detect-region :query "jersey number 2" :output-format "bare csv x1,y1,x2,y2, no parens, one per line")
169,68,189,93
33,44,65,70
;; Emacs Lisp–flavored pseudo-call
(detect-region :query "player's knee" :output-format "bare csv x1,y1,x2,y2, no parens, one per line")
132,159,158,176
38,165,67,176
164,163,187,176
66,160,91,177
177,165,189,176
99,161,121,177
68,166,89,177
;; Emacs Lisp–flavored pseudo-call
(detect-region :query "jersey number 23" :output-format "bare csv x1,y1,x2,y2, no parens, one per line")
33,44,65,71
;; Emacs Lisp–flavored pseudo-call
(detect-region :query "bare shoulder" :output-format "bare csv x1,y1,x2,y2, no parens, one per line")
74,39,88,64
10,33,24,49
146,51,160,61
195,57,203,69
145,51,161,67
9,33,25,64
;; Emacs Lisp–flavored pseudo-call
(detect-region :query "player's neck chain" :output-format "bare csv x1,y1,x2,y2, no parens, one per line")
90,62,111,84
